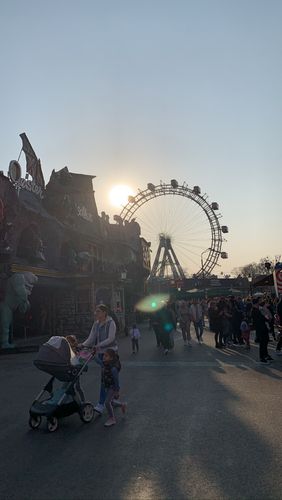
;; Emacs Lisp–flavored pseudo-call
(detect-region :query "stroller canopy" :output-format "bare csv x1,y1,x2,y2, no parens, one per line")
35,336,73,365
34,336,80,381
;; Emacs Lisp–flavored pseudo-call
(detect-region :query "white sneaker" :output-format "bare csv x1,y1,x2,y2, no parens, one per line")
104,417,116,427
188,341,192,347
94,403,105,414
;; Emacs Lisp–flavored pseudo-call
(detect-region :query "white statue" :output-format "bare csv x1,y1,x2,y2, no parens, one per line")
0,272,38,349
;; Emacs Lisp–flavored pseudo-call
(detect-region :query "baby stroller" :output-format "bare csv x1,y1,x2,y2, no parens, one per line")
29,336,95,432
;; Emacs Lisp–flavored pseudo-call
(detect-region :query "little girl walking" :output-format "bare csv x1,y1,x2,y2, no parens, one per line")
240,316,251,350
94,348,127,427
130,324,141,354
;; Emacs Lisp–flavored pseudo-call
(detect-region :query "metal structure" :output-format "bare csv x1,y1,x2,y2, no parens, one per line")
119,180,228,278
150,234,186,281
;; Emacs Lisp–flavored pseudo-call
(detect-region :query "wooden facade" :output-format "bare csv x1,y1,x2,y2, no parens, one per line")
0,166,150,342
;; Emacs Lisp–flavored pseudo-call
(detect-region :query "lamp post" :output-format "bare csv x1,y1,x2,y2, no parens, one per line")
118,270,127,334
248,274,252,297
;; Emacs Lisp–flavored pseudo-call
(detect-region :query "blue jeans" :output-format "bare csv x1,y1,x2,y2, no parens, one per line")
193,320,203,340
98,353,106,405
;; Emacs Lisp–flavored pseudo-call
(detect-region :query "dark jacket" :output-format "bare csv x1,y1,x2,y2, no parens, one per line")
95,355,121,390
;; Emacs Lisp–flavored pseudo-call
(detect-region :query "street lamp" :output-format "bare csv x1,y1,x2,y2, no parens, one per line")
248,274,252,296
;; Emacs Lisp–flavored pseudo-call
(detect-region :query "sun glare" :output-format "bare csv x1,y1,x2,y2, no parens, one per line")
109,184,134,207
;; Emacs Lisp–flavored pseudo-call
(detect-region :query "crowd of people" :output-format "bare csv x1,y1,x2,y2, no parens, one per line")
62,295,281,428
150,294,282,364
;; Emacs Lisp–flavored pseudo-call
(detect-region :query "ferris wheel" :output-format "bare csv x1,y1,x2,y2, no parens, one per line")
118,180,229,279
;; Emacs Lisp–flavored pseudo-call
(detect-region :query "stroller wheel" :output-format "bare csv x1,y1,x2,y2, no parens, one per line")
47,416,58,433
29,415,42,430
80,403,94,423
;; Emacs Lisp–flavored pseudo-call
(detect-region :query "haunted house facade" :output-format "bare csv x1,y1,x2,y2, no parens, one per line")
0,150,150,342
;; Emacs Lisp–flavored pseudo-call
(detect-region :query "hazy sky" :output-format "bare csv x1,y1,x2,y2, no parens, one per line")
1,0,281,275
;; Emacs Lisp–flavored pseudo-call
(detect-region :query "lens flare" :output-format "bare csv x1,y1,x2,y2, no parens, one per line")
135,293,170,313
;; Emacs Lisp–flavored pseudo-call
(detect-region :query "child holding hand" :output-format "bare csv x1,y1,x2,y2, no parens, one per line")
240,316,251,350
65,335,79,353
94,348,126,427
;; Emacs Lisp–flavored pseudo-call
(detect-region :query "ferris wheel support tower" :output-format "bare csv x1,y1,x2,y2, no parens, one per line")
150,234,186,281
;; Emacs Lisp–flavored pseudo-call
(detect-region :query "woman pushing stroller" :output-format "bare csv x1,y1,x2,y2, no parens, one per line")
68,334,127,427
80,304,127,423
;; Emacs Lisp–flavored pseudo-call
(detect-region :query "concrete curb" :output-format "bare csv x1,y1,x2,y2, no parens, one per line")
0,345,40,355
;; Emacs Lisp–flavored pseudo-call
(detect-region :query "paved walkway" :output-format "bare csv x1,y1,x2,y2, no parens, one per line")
3,321,281,368
120,322,282,370
0,321,281,499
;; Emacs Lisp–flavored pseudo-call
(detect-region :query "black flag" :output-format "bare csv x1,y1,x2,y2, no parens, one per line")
19,133,45,188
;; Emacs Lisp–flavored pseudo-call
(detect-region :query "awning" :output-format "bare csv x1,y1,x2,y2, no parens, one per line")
253,275,274,287
181,287,243,298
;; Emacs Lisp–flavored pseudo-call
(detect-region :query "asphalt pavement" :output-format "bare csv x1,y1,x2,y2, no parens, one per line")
0,323,281,500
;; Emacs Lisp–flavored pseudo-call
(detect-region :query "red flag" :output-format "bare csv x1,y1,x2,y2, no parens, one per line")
19,133,45,188
273,268,282,297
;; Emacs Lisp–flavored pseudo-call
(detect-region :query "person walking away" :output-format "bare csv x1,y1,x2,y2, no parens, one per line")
190,299,204,343
81,304,117,414
245,298,253,325
209,300,222,348
218,298,232,347
277,295,282,322
130,323,141,354
200,298,208,328
231,298,244,345
274,314,282,354
156,302,176,354
178,299,192,347
94,349,126,427
251,300,261,343
240,315,251,350
150,311,162,348
265,298,275,340
256,300,273,363
275,297,282,354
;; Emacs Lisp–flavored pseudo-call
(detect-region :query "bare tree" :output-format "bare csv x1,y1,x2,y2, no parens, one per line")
231,256,276,278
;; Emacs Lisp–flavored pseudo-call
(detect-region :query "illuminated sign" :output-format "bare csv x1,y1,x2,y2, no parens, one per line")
8,159,44,199
14,178,44,199
8,160,22,182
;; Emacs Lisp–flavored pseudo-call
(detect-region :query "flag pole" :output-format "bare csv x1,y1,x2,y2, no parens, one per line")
17,147,23,162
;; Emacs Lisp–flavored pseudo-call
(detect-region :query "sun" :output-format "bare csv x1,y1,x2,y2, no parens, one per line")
109,184,134,208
